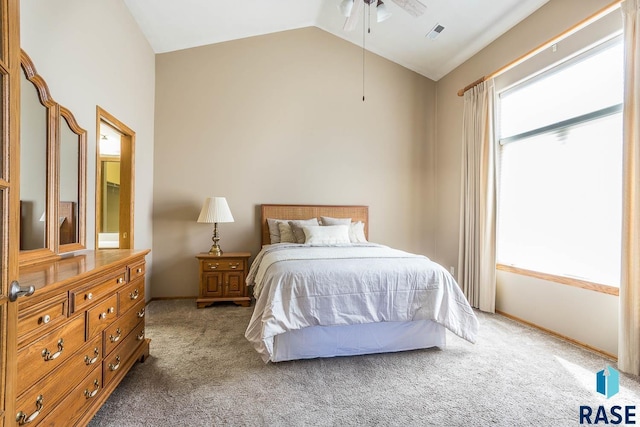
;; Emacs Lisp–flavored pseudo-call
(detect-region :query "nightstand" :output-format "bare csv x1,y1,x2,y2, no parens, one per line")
196,252,251,308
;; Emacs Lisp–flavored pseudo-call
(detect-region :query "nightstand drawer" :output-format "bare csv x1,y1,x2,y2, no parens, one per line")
203,259,245,271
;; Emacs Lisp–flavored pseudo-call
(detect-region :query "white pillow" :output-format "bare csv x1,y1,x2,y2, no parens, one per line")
349,221,368,243
278,222,296,243
303,225,350,245
320,216,351,226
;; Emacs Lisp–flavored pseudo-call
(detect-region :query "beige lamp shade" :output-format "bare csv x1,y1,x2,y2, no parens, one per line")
197,197,234,224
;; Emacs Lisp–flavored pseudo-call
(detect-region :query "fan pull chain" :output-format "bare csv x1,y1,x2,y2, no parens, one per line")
362,0,367,101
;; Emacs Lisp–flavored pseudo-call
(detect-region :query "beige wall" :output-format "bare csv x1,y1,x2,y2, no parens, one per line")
20,0,614,351
435,0,619,355
20,0,156,297
152,27,436,298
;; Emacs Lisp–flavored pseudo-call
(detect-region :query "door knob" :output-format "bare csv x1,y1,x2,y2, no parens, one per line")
9,281,35,302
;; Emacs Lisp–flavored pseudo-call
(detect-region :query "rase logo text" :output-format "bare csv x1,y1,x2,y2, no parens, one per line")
579,366,636,425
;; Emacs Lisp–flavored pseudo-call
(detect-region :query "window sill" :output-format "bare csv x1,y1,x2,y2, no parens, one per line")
496,264,619,296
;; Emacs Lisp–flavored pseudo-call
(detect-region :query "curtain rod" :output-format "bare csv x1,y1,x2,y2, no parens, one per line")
457,0,623,97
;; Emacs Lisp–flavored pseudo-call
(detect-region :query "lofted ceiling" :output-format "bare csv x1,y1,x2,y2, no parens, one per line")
123,0,550,81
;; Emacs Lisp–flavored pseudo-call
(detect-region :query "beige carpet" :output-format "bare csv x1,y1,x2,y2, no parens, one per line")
88,299,640,426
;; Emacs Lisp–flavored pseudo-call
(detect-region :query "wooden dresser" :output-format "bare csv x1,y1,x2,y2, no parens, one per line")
16,249,150,426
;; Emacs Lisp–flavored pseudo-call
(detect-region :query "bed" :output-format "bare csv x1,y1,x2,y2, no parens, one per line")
245,204,479,363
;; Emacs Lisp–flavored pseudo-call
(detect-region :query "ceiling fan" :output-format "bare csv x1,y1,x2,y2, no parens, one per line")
338,0,427,31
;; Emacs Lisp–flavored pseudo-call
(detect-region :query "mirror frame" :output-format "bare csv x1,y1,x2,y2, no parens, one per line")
95,107,135,250
59,105,87,253
19,50,87,266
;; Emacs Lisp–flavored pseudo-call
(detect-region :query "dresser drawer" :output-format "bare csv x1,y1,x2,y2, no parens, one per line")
86,294,118,339
17,293,68,348
17,315,86,395
128,259,146,282
37,364,103,427
15,333,102,426
70,269,127,313
202,258,245,272
104,299,145,356
103,321,146,387
119,277,144,315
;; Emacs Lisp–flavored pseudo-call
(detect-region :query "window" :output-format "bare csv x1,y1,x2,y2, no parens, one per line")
497,37,623,287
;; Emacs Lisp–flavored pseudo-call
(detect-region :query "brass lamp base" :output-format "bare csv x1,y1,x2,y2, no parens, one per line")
208,222,223,256
208,244,223,256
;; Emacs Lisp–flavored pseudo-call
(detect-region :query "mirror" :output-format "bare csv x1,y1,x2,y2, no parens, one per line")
19,50,87,266
19,70,48,251
96,108,134,251
97,122,121,249
59,107,86,251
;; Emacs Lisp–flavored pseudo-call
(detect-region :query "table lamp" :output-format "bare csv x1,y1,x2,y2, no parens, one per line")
197,197,234,256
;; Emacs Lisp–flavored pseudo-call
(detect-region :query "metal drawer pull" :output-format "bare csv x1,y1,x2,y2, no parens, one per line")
40,314,51,324
207,263,219,269
117,277,124,284
108,306,115,314
85,347,99,365
16,395,43,425
230,262,240,269
130,289,139,300
84,380,100,398
42,338,64,361
137,329,145,340
86,292,93,300
137,308,145,318
110,328,122,343
109,356,121,371
136,267,142,273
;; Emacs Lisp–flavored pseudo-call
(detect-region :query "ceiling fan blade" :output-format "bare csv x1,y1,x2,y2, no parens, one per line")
343,0,364,31
390,0,427,17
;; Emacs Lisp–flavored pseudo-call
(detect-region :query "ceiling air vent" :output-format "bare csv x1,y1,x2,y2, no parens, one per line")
426,24,445,39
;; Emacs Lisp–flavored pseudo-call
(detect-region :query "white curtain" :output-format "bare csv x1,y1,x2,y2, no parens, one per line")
458,80,497,313
619,0,640,376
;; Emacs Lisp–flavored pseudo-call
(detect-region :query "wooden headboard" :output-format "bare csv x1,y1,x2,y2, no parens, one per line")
59,201,77,245
261,204,369,245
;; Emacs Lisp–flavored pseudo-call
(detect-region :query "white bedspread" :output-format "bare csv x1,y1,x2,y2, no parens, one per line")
245,243,479,362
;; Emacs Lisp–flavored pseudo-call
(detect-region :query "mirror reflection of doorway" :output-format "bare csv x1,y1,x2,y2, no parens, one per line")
96,107,134,249
99,125,121,248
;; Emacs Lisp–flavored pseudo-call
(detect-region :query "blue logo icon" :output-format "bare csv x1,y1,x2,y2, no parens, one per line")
596,365,619,399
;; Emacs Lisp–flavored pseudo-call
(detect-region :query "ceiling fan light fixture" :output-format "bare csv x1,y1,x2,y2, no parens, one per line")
376,0,392,22
339,0,354,17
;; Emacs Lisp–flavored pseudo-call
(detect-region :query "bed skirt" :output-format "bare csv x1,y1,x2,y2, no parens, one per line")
271,320,446,362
